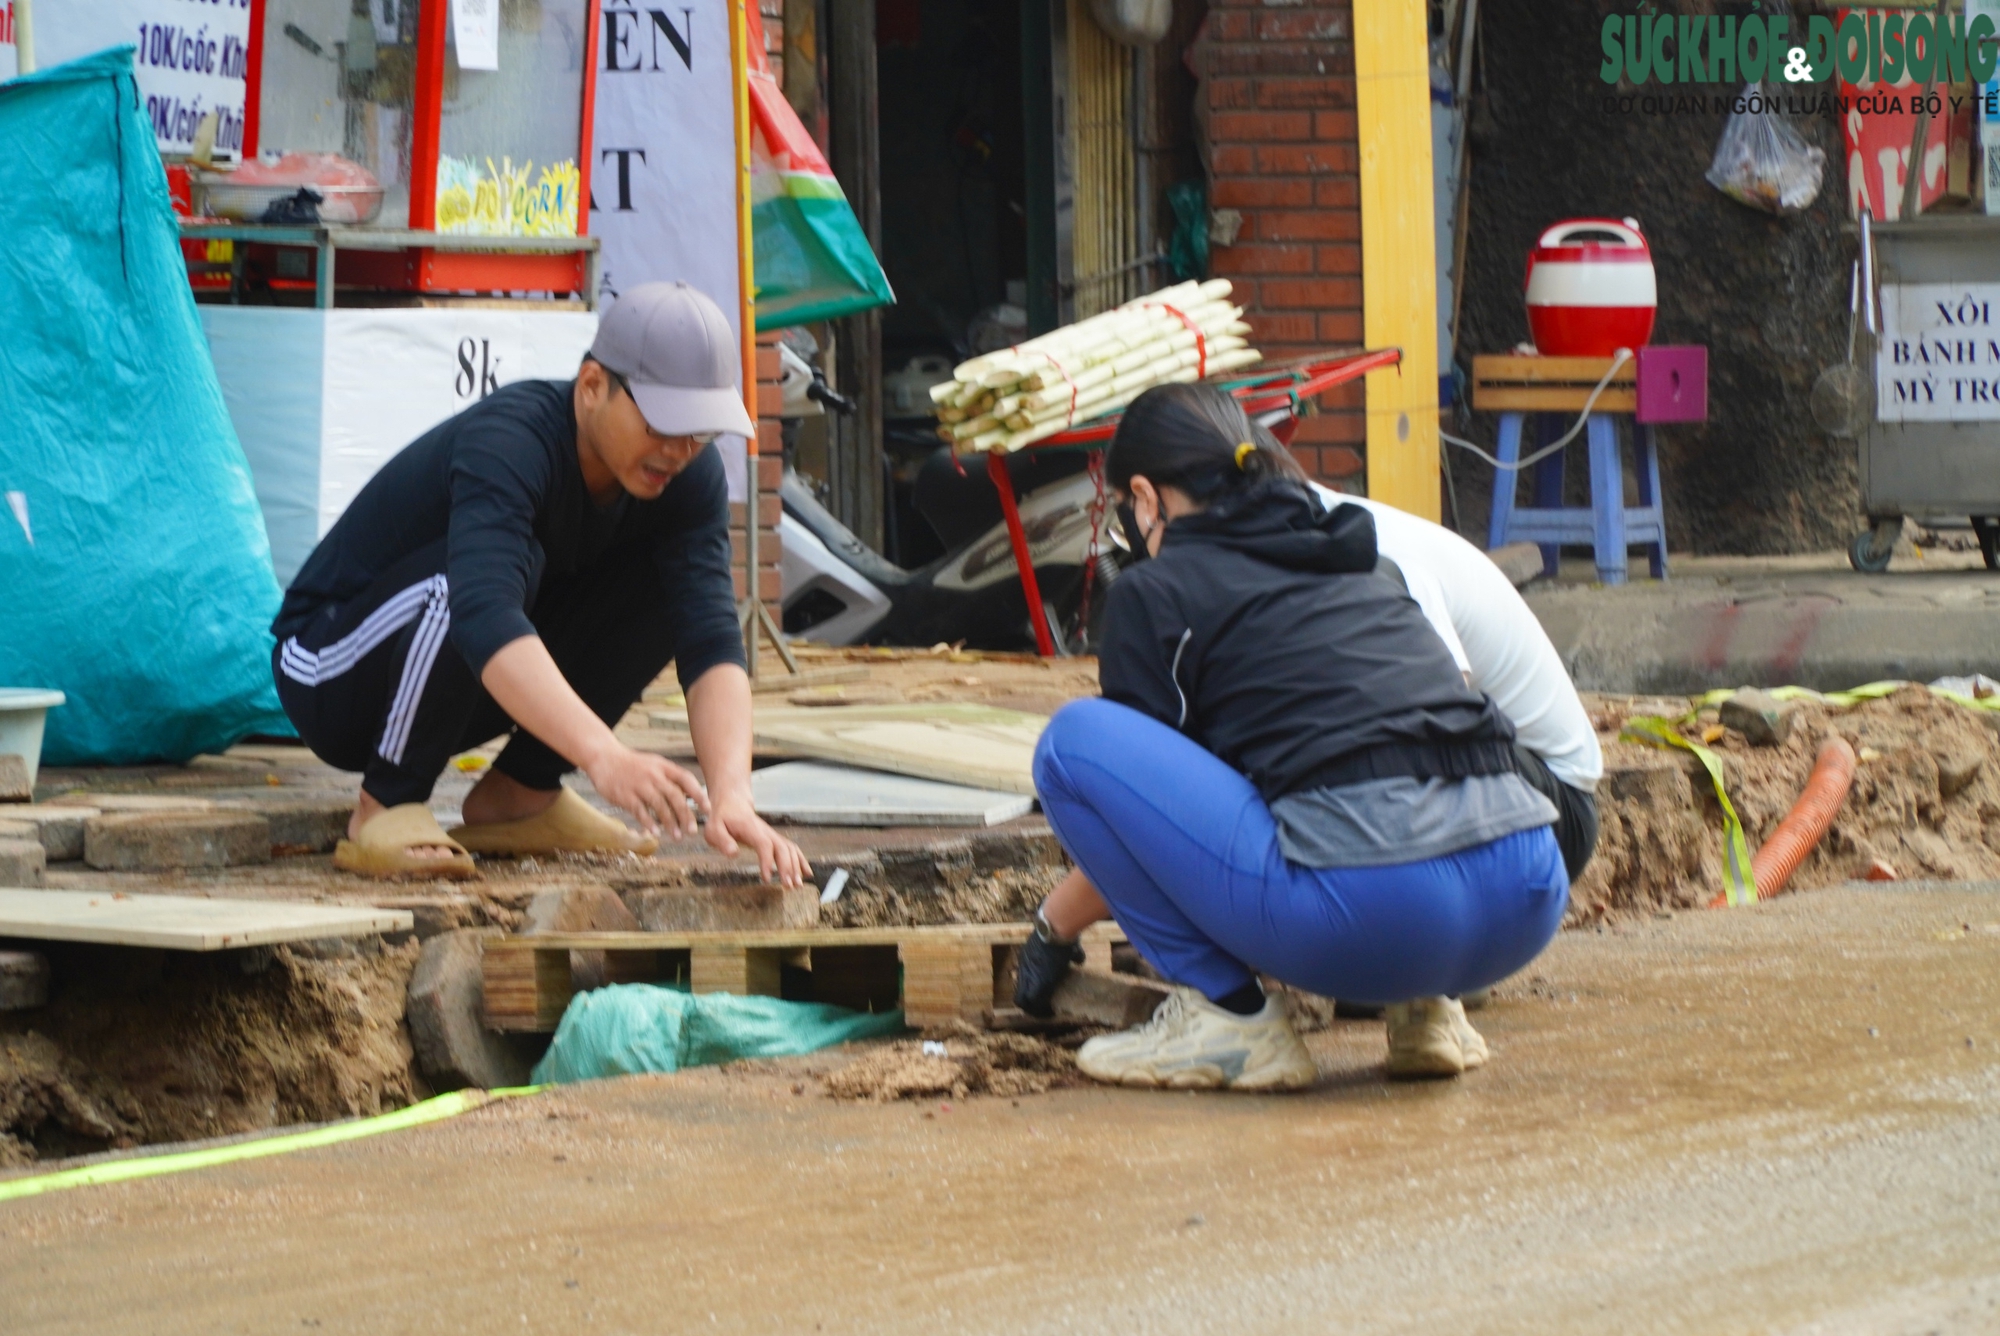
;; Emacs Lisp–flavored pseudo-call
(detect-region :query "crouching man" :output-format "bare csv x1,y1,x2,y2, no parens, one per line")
271,282,806,885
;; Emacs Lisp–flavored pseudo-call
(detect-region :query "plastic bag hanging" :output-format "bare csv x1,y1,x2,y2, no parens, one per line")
745,7,894,330
1705,83,1827,214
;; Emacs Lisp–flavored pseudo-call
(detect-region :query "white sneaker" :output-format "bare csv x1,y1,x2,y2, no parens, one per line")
1384,996,1484,1079
1076,989,1318,1091
1446,997,1489,1069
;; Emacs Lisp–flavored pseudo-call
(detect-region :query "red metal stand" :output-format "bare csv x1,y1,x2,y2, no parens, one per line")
988,450,1057,657
978,346,1402,657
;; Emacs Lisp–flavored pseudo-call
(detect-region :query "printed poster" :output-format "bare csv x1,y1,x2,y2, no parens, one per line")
34,0,252,155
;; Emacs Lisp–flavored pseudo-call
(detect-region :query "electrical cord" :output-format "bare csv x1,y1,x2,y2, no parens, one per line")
1440,347,1634,472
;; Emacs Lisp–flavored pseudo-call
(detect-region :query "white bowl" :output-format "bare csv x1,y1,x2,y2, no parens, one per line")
0,689,65,790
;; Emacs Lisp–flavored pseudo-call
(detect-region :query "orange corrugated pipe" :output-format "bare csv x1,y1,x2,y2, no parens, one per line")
1710,737,1858,908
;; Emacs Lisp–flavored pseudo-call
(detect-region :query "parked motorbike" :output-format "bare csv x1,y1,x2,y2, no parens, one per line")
780,446,1127,653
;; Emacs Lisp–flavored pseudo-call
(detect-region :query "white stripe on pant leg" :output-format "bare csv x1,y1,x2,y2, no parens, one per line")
278,578,441,687
378,579,452,766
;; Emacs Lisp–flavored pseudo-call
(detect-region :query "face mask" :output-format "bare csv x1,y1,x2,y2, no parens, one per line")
1114,501,1150,562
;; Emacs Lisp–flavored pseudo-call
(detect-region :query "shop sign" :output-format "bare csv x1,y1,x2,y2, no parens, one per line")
1877,283,2000,421
33,0,253,156
588,0,741,331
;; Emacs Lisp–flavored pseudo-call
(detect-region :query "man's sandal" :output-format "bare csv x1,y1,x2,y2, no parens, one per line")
448,787,659,858
333,803,479,880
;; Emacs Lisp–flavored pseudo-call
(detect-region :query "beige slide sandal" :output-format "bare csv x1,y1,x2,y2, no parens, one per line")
333,803,479,881
448,787,660,858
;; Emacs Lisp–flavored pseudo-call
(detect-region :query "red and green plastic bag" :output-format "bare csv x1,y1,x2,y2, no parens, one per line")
745,9,893,329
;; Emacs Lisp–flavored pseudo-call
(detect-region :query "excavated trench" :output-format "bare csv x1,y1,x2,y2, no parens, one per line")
9,683,2000,1159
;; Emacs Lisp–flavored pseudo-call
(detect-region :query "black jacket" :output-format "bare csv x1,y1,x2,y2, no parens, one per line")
275,380,743,684
1096,482,1516,801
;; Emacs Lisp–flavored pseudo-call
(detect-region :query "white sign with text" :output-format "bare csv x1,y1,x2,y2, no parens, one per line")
588,0,739,324
35,0,252,154
1878,284,2000,422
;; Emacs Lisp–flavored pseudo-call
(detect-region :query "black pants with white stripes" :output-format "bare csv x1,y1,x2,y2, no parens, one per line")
274,539,683,808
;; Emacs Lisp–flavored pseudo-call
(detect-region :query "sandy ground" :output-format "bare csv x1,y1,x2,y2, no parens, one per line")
5,882,2000,1334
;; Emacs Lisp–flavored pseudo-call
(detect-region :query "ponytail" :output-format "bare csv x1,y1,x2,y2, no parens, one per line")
1107,382,1306,502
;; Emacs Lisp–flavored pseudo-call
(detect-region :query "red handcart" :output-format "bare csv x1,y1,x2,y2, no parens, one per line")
968,346,1404,657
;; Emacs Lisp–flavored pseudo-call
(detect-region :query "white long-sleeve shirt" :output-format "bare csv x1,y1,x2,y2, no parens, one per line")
1312,486,1603,790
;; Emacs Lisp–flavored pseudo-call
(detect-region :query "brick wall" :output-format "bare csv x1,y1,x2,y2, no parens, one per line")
729,331,784,606
1192,1,1367,486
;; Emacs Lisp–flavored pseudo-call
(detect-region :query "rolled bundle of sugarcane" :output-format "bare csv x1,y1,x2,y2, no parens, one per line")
930,279,1262,454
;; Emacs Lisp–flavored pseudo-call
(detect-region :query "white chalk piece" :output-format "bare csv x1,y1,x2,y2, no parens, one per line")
921,1041,948,1057
818,868,850,906
751,761,1035,828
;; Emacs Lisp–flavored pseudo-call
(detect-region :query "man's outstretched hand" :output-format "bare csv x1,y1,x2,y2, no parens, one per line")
704,790,810,888
585,745,710,841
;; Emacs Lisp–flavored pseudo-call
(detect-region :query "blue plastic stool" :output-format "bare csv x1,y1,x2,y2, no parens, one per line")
1485,412,1668,585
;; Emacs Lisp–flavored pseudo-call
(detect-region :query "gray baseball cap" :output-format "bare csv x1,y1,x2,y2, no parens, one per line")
589,281,757,438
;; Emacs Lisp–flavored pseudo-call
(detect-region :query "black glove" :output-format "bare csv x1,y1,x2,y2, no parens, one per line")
1014,908,1084,1018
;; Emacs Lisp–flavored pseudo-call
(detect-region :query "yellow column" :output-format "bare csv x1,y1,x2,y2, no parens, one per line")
1353,0,1439,520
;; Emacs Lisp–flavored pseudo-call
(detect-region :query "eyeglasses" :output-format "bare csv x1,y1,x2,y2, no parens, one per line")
604,367,723,446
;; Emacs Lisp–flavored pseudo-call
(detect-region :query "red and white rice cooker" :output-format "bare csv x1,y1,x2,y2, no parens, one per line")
1523,218,1657,357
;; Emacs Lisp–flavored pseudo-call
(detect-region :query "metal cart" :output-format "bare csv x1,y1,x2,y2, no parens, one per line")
973,347,1403,656
1850,214,2000,572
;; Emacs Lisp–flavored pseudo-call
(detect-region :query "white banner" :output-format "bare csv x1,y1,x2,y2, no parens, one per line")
319,310,603,529
35,0,252,155
1877,284,2000,422
202,308,601,583
588,0,739,328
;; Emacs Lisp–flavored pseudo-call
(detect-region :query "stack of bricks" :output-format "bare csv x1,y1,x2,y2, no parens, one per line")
1194,0,1366,486
731,330,784,605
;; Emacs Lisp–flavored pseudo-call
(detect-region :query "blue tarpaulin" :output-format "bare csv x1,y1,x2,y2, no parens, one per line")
0,49,289,765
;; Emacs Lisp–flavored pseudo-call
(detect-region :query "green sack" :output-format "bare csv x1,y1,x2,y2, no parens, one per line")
531,985,905,1084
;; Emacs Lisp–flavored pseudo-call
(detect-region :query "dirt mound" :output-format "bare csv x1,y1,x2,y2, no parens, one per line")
1577,686,2000,921
823,1021,1081,1101
0,938,421,1163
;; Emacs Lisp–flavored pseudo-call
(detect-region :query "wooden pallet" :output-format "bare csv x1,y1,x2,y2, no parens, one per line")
482,924,1121,1033
1471,354,1637,414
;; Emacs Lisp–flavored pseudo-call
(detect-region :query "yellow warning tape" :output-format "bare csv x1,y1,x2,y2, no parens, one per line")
0,1086,546,1204
1620,716,1758,907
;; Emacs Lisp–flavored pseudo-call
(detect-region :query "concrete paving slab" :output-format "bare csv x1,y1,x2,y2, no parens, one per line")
0,806,97,861
83,812,270,872
1527,555,2000,694
0,837,46,887
750,761,1036,827
0,889,413,950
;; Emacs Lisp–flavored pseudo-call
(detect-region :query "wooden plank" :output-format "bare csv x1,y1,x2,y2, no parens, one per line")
483,923,1102,952
1355,0,1440,520
0,889,413,952
1471,386,1638,413
899,936,993,1029
1472,354,1638,384
480,924,1126,1032
1472,354,1639,412
751,704,1046,796
690,944,787,997
638,703,1045,795
483,941,573,1033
